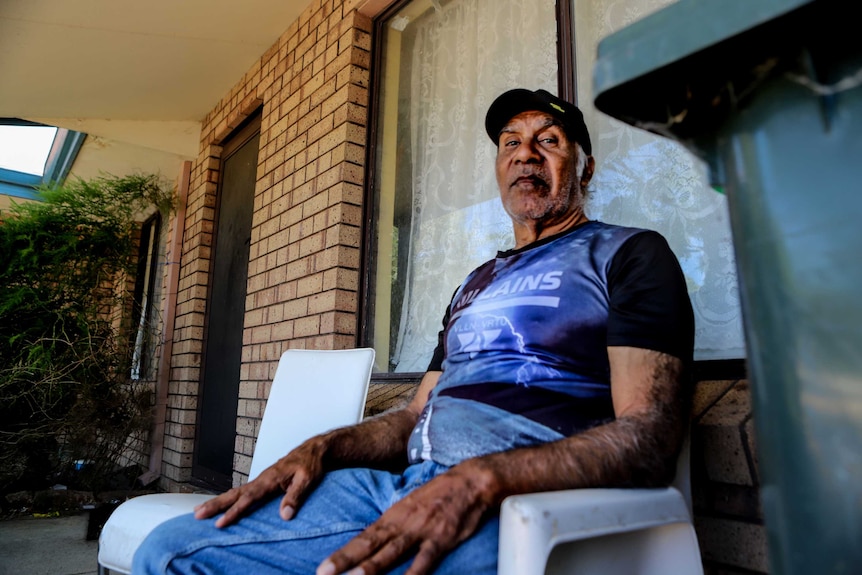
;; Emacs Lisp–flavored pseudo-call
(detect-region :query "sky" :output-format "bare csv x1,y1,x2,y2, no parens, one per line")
0,125,58,176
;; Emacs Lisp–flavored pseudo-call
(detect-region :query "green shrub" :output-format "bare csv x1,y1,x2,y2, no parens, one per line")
0,174,174,493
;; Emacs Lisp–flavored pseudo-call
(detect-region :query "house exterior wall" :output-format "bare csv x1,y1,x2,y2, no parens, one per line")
154,0,769,571
162,0,372,490
0,194,33,211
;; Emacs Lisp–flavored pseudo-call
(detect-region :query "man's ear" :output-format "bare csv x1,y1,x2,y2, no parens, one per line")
581,155,596,188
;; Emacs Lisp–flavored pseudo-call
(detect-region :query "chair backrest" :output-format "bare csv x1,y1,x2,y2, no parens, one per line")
248,348,375,481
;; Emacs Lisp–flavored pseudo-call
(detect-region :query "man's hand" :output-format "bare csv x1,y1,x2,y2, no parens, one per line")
191,373,439,531
194,436,328,528
317,461,497,575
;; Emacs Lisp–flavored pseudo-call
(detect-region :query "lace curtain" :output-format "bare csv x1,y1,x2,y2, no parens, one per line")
386,0,745,372
574,0,746,359
389,0,558,372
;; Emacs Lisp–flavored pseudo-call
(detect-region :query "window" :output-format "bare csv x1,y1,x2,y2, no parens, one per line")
572,0,745,360
0,119,86,201
364,0,745,369
130,214,163,380
364,0,570,373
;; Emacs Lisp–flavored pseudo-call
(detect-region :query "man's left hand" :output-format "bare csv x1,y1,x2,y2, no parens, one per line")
316,462,497,575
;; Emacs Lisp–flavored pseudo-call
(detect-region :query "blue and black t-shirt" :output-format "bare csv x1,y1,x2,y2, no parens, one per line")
406,220,694,466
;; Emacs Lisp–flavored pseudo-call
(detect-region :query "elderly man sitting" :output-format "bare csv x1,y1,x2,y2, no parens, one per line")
134,87,693,575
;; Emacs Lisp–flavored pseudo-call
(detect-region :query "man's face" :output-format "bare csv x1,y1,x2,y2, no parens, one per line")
494,111,589,226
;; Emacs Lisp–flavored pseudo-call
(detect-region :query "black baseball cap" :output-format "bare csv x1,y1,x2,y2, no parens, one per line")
485,88,592,155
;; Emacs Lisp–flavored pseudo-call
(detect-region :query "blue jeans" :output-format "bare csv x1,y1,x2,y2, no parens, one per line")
132,460,499,574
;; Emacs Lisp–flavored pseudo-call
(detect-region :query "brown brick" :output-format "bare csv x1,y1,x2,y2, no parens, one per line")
294,315,321,337
299,231,325,257
321,267,358,292
297,272,325,297
325,222,361,249
286,257,312,281
271,320,295,341
319,122,350,154
317,164,343,190
284,298,309,320
697,381,755,485
327,181,363,206
695,517,769,573
250,325,273,344
308,290,336,314
307,114,335,147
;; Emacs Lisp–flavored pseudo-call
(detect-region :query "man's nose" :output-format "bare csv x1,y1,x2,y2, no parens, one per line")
514,140,541,163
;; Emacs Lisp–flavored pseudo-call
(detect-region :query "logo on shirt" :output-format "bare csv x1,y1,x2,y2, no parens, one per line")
456,328,502,352
451,271,563,321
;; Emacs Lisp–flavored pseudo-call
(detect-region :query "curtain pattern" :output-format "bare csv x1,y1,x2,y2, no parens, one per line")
390,0,558,372
388,0,745,371
576,0,745,359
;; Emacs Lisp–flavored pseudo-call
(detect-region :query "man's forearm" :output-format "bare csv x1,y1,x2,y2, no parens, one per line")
459,349,689,507
464,410,684,509
313,370,439,472
314,406,419,472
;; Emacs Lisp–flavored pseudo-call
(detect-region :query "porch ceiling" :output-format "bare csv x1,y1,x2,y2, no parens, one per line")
0,0,309,155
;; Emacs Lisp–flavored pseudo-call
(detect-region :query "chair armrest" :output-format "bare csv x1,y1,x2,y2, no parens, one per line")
498,487,691,575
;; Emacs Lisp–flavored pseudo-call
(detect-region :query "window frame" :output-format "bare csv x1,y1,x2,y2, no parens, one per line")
130,212,163,381
0,119,86,201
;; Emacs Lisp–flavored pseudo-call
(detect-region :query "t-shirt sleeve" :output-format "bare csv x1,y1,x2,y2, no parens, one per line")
606,231,695,362
426,294,455,373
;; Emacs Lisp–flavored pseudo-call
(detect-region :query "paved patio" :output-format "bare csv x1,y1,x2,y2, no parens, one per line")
0,513,98,575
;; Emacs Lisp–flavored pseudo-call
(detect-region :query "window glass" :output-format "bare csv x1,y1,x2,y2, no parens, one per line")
573,0,745,359
0,124,57,176
0,120,86,202
370,0,559,373
131,214,163,380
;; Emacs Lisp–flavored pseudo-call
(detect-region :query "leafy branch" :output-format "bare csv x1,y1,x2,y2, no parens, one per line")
0,174,174,493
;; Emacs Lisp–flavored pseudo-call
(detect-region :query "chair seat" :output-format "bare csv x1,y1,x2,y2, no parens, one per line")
98,493,215,574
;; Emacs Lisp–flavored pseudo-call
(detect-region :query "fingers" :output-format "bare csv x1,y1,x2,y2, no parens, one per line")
319,530,421,575
193,490,240,520
214,490,262,528
279,468,312,519
279,466,318,520
404,540,443,575
192,480,272,528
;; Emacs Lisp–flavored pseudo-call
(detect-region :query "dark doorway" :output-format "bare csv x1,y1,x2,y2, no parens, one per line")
193,114,260,489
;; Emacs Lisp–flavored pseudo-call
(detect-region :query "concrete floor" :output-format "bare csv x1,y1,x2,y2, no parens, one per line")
0,513,98,575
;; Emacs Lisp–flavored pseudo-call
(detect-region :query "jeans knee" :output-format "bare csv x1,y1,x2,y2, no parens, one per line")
131,514,196,574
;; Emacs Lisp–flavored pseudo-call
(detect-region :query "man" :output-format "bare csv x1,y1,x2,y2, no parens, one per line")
134,88,694,575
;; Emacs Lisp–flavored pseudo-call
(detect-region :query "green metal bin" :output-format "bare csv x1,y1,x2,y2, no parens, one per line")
593,1,862,572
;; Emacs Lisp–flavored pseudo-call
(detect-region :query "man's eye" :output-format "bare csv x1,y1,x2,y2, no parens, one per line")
540,137,558,145
504,139,519,147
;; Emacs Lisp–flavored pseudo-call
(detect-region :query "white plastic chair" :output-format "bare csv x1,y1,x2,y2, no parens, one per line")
97,348,375,575
498,435,702,575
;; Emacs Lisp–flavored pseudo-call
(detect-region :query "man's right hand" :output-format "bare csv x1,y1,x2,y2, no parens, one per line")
193,436,328,528
191,371,438,530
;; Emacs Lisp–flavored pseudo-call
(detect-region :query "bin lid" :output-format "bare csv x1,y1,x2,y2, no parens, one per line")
592,0,816,143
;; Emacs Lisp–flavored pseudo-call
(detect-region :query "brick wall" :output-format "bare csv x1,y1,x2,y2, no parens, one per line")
162,0,372,491
694,378,769,574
